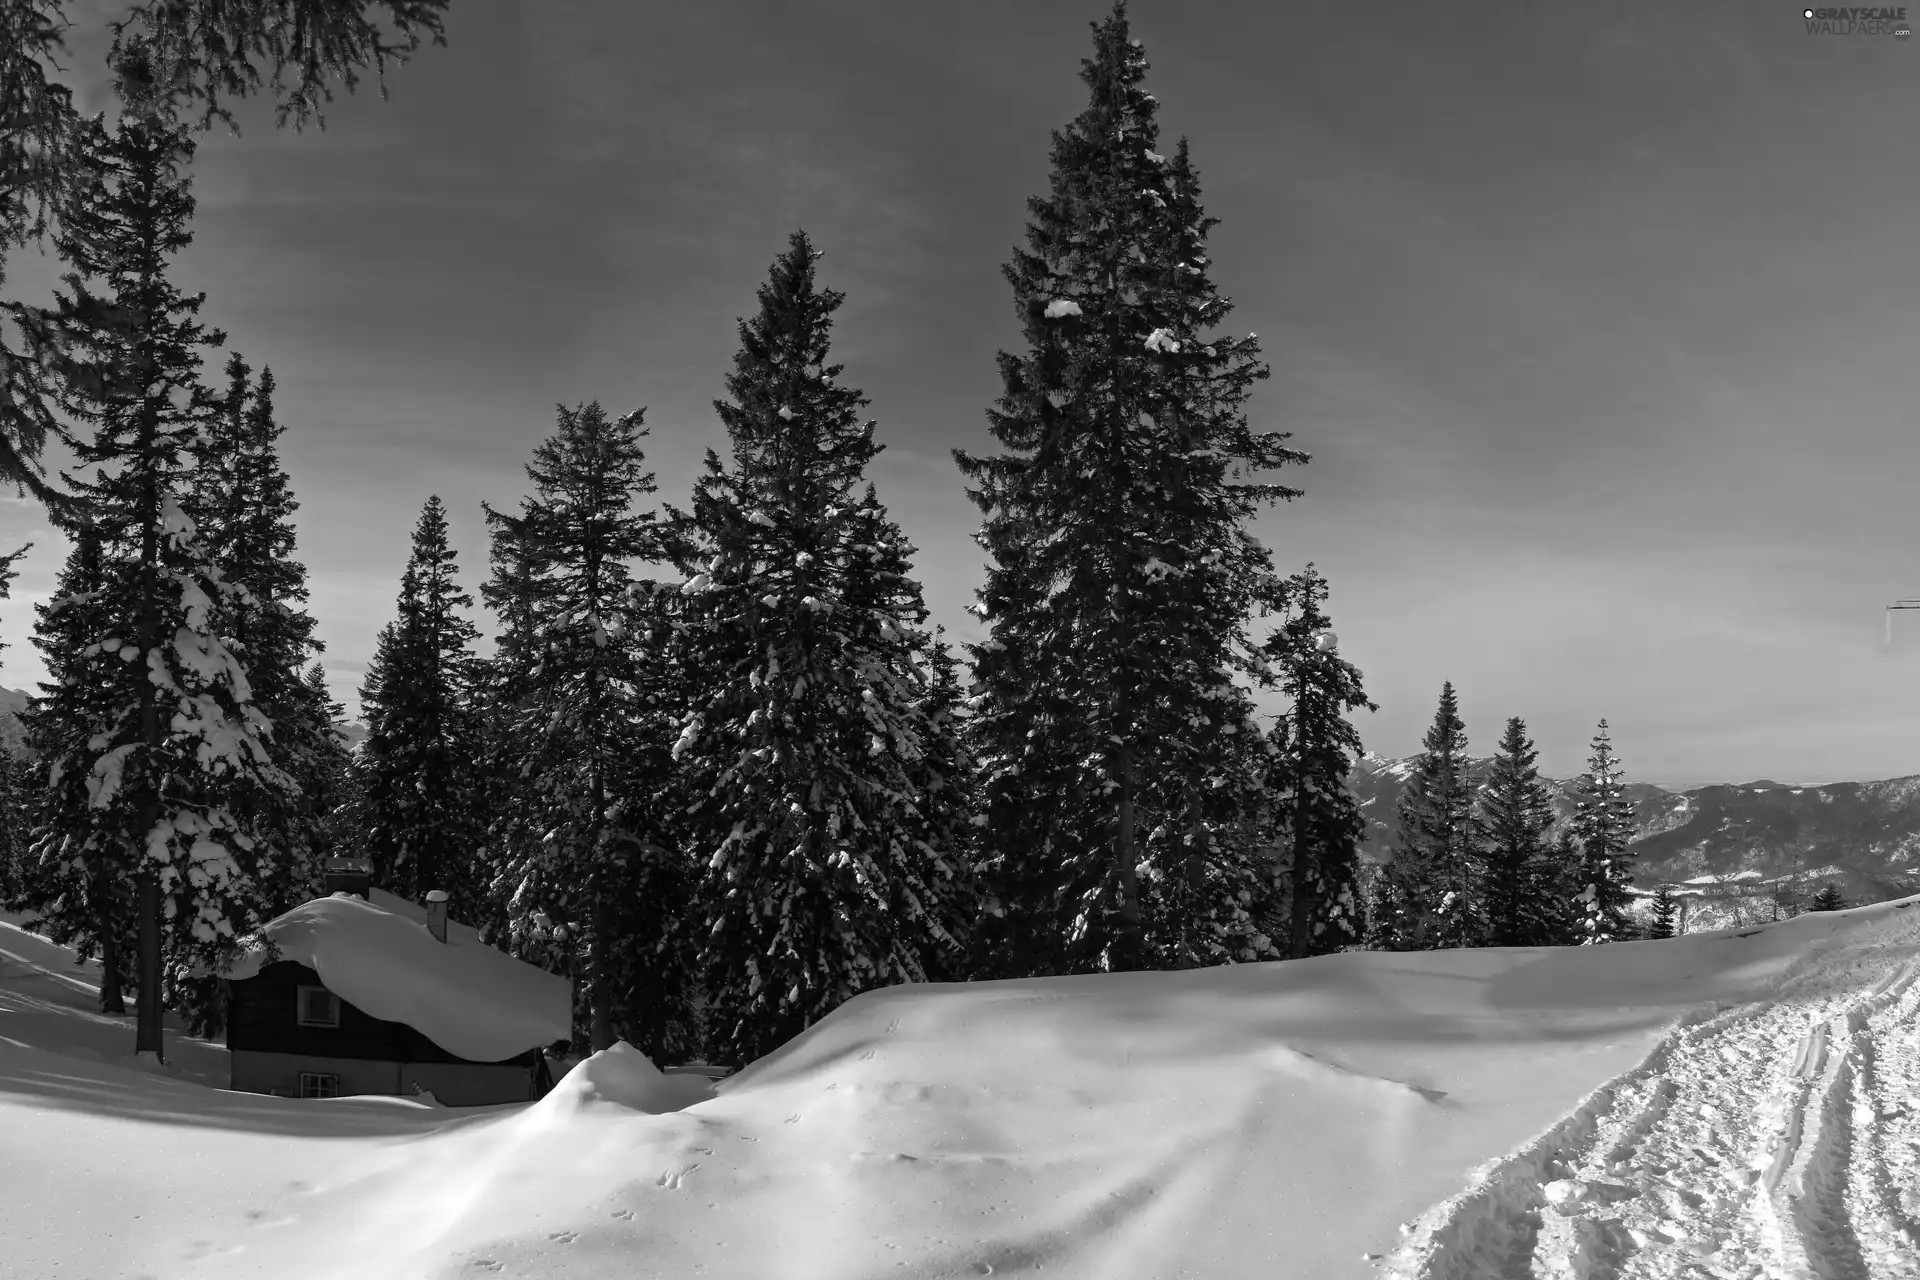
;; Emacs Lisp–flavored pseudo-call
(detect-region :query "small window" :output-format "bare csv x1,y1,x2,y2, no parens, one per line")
296,985,340,1027
299,1072,340,1099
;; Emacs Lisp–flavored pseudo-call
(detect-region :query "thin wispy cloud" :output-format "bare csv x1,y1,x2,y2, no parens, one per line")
1,0,1915,787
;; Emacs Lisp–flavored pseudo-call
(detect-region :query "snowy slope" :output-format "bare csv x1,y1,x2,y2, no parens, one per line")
4,900,1920,1279
219,892,572,1061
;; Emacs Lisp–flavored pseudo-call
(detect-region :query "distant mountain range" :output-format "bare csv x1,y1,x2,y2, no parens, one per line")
1350,752,1920,930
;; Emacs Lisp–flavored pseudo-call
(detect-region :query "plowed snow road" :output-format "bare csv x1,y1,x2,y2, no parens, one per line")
1385,904,1920,1280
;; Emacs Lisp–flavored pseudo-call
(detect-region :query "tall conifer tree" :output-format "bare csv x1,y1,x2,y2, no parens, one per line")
1382,682,1482,950
36,47,291,1055
957,4,1305,976
356,495,486,914
1259,565,1375,957
11,519,137,1013
185,356,333,913
1569,718,1638,944
480,402,693,1057
1476,716,1557,946
666,232,973,1064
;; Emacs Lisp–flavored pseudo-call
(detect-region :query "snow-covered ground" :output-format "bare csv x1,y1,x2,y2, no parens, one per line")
4,898,1919,1279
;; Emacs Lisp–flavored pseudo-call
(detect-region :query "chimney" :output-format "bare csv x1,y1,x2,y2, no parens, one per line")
323,855,374,900
425,890,449,944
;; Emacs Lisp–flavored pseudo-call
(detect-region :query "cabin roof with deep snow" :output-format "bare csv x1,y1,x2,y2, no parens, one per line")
221,890,571,1062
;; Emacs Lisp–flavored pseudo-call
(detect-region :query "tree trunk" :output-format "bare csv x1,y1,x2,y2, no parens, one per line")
588,872,613,1052
1110,740,1143,971
1287,734,1312,961
134,865,163,1057
1099,187,1143,976
134,464,166,1062
1181,782,1206,900
98,900,126,1015
586,619,614,1052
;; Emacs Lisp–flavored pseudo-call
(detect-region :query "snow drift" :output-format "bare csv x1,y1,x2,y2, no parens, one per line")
218,891,571,1062
6,898,1920,1279
530,1041,716,1119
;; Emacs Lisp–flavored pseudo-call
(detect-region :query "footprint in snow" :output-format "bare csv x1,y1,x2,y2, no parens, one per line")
658,1163,703,1190
547,1230,577,1244
470,1262,504,1273
610,1208,635,1221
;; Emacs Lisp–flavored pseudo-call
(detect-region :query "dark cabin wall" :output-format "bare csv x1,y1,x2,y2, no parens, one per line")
227,960,538,1067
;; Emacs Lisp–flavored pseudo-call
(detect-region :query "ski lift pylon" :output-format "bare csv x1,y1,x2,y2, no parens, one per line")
1885,599,1920,652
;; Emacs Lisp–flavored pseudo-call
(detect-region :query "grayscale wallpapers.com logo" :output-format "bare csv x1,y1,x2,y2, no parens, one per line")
1803,5,1912,36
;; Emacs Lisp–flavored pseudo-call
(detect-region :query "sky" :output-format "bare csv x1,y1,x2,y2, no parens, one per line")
1,0,1917,789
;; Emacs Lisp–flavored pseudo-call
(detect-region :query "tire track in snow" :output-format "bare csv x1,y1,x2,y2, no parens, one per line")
1751,959,1917,1280
1379,910,1920,1280
1525,987,1837,1280
1526,1072,1679,1280
1845,970,1920,1278
1377,988,1802,1280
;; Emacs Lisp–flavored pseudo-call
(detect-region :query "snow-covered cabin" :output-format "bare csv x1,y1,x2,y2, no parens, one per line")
220,881,572,1106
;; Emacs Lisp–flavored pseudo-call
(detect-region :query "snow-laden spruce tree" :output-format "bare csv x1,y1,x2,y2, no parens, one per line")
183,355,339,914
11,520,139,1013
33,47,293,1055
665,231,973,1065
1475,716,1558,946
356,495,487,916
1646,884,1679,937
1569,718,1638,944
956,3,1306,977
1382,682,1483,950
1258,565,1376,958
479,402,696,1057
